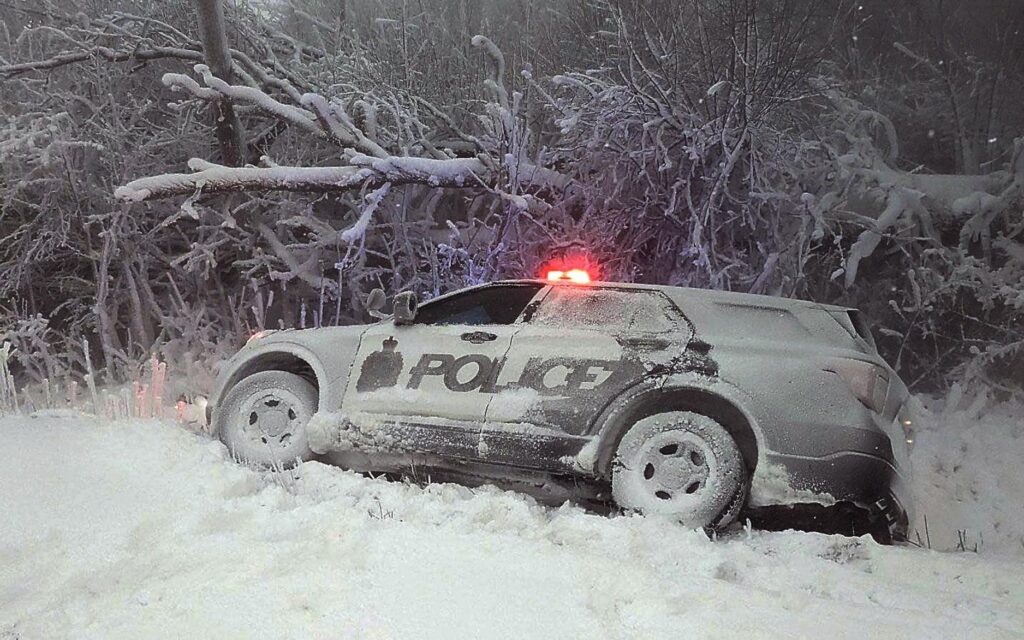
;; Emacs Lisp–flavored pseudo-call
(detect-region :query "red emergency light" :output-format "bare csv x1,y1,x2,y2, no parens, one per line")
542,253,597,283
546,268,592,283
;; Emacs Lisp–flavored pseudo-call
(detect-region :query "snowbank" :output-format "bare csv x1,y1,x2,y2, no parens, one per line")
1,409,1022,638
910,398,1024,555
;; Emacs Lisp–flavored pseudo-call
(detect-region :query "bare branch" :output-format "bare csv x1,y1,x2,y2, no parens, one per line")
0,46,204,78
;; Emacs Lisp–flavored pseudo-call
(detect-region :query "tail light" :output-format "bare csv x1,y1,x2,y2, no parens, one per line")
825,360,889,413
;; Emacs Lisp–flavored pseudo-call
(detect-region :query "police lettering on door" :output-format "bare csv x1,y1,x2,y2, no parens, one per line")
355,338,619,394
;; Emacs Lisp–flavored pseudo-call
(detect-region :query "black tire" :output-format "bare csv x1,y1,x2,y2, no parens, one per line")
213,370,318,467
612,411,748,531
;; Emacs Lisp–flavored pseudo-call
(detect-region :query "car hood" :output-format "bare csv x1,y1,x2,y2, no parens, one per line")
250,325,369,349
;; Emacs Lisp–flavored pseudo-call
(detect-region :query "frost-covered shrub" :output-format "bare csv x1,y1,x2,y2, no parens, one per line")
797,85,1024,393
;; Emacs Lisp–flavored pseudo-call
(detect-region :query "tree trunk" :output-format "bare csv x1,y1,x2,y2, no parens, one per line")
195,0,246,166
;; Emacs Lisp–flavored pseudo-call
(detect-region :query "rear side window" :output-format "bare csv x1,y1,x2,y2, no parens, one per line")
712,302,866,350
414,284,543,325
713,303,813,343
532,287,679,332
848,310,877,350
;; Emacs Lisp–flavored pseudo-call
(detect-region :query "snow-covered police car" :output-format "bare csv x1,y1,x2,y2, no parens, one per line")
209,273,914,541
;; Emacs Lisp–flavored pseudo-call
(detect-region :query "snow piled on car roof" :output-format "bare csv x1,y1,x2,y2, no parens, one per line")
1,403,1022,638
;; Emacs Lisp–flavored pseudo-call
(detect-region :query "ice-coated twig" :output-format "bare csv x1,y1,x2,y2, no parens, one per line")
472,35,509,111
341,183,392,244
0,45,205,78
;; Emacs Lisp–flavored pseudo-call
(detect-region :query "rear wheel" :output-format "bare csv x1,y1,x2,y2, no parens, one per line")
214,370,318,467
612,411,748,531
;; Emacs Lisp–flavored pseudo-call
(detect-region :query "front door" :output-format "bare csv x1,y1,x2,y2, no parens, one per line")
344,283,545,425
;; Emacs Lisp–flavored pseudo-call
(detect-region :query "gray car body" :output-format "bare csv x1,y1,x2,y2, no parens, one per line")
208,280,913,538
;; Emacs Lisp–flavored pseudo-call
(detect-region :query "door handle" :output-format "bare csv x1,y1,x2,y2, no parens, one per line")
616,336,671,350
461,331,498,344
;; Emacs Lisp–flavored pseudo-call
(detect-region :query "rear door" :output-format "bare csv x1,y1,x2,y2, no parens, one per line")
344,283,544,424
486,285,690,435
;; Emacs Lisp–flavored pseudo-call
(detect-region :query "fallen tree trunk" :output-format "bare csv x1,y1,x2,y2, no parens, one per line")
113,156,492,201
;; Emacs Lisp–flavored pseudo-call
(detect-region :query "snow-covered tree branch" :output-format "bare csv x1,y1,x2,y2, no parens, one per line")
113,156,492,200
113,40,568,202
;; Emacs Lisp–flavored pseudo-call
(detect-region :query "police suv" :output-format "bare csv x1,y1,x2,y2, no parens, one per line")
209,274,914,541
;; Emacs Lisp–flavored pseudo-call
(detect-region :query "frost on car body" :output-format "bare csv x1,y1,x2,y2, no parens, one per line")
208,279,914,541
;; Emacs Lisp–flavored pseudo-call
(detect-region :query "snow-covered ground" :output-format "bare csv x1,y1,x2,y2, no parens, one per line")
2,401,1023,639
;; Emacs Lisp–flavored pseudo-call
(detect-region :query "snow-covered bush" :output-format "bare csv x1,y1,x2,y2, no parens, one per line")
801,85,1024,392
530,2,836,290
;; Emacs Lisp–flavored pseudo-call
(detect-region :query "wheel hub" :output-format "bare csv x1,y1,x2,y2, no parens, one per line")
639,438,710,501
243,393,300,445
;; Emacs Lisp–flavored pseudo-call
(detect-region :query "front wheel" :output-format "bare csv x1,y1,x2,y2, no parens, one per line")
214,370,318,467
612,411,748,531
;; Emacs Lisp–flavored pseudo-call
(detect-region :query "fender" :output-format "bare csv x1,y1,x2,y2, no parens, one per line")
208,324,367,419
587,374,768,479
209,342,337,414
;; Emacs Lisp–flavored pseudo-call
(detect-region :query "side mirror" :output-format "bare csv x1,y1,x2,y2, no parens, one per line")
393,291,418,325
366,288,387,319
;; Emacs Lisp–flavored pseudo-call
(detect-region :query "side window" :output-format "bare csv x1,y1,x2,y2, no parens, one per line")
414,284,544,326
532,287,679,332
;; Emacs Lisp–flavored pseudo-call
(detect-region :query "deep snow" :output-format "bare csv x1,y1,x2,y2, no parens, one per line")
1,402,1023,639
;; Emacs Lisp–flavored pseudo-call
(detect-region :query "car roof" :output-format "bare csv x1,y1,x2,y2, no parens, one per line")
493,279,854,313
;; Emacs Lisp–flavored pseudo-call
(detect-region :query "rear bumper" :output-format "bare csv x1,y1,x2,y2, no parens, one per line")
744,493,908,543
762,448,912,541
751,373,915,542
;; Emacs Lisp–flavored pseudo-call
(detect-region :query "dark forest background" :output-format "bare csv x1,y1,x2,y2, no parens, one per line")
1,0,1021,396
